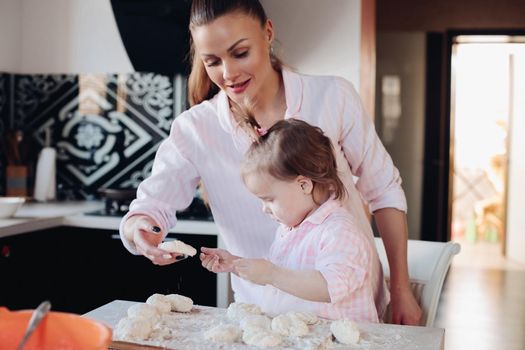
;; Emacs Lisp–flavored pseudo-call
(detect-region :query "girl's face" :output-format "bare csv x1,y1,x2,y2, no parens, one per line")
191,12,275,105
244,172,317,228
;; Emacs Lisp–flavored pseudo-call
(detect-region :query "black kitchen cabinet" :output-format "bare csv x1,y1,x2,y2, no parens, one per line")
0,227,217,314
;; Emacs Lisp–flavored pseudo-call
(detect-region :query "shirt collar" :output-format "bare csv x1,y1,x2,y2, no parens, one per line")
302,198,341,226
281,198,342,232
282,68,303,118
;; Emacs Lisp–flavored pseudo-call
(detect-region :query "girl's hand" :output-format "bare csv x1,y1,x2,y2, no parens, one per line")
200,247,238,273
123,215,182,266
233,258,276,285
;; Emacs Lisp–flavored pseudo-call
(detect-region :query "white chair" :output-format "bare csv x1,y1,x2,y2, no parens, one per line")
375,238,461,327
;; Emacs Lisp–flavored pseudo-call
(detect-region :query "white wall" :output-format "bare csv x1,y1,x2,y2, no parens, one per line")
4,0,132,73
0,0,22,72
262,0,361,87
506,50,525,264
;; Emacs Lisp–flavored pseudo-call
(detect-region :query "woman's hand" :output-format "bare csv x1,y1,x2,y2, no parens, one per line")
390,285,423,325
123,215,183,266
200,247,239,273
233,258,275,285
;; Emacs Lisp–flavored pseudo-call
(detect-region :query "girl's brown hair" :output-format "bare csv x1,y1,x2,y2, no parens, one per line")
241,119,347,204
188,0,282,106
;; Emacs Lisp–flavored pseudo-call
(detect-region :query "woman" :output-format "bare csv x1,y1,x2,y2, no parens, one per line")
120,0,422,325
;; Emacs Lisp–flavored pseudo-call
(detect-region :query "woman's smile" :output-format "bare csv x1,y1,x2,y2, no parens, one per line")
228,78,251,94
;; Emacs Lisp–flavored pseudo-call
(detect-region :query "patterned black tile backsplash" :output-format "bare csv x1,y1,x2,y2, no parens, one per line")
0,72,189,201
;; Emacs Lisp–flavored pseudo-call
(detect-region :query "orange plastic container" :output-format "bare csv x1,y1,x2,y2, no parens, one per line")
0,306,112,350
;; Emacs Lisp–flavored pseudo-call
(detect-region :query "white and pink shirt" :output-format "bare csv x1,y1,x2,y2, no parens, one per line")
119,68,404,312
258,199,387,322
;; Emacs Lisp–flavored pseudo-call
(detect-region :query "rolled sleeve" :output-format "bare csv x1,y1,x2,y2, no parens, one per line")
314,219,370,303
336,78,407,213
118,113,201,254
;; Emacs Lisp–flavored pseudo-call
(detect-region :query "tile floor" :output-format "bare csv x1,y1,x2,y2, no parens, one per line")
434,239,525,350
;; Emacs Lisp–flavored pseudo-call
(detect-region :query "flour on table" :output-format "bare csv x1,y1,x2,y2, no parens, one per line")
166,293,194,312
330,319,360,345
146,293,172,313
271,313,309,337
204,324,242,343
227,302,262,323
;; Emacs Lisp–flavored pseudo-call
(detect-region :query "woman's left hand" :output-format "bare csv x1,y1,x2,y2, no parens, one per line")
390,285,423,326
233,258,275,285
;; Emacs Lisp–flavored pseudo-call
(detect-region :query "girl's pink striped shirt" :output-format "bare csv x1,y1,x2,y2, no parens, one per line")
258,199,388,322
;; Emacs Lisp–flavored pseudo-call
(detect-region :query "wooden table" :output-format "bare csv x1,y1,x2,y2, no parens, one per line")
84,300,445,350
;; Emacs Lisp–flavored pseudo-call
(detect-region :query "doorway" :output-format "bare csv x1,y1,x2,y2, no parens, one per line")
449,35,525,266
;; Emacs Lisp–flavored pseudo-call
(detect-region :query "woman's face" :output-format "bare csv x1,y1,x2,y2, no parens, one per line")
191,12,275,104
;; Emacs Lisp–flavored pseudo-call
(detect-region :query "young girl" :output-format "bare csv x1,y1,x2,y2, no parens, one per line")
200,118,388,322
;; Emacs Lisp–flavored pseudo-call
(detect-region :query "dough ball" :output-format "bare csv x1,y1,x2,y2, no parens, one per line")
286,311,318,325
150,324,173,340
146,293,172,313
114,316,152,340
204,324,242,343
127,303,160,322
242,328,282,348
240,314,272,332
158,240,197,257
330,319,360,345
166,294,194,312
271,313,309,337
226,302,262,323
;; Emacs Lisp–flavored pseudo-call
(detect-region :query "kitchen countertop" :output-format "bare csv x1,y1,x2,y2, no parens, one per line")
0,200,231,308
0,200,220,239
84,300,445,350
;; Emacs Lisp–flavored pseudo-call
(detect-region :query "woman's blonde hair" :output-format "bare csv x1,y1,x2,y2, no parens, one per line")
240,119,347,204
188,0,282,106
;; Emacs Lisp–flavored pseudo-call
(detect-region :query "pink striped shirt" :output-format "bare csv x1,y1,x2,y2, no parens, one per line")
119,69,403,313
258,199,386,322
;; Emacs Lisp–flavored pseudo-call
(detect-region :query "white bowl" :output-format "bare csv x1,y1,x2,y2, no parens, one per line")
0,197,26,218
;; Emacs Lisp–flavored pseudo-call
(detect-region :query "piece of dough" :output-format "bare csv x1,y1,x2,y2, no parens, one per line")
240,314,272,332
146,293,172,313
127,303,160,321
226,302,262,322
166,294,193,312
286,311,318,325
158,240,197,257
113,316,152,340
330,319,360,345
204,324,242,343
242,328,282,348
271,313,309,337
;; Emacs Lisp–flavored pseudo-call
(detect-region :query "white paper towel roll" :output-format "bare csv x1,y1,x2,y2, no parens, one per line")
33,147,56,202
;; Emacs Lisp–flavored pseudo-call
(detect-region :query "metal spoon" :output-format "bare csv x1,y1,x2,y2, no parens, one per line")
16,300,52,350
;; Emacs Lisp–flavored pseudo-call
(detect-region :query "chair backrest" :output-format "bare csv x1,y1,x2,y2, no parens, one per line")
375,238,461,327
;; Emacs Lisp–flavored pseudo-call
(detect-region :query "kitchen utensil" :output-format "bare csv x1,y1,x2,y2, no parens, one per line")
15,300,51,350
0,305,112,350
